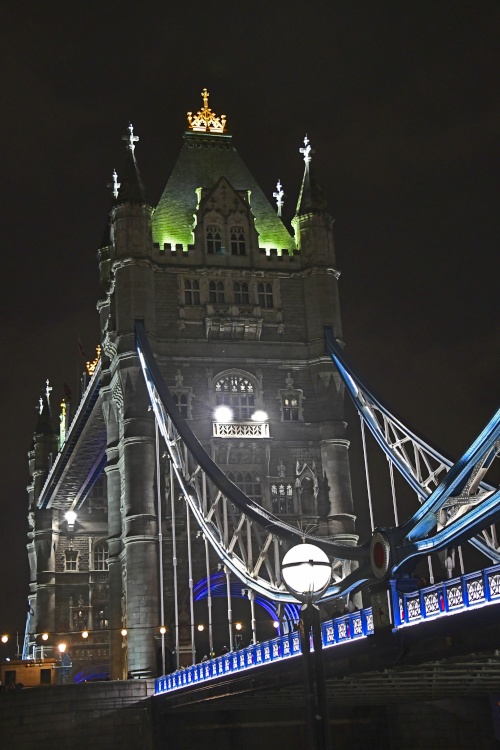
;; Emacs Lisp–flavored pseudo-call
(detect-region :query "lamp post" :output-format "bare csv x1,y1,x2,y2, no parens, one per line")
282,543,332,750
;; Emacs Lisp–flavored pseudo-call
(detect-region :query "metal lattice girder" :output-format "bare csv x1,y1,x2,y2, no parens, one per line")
135,321,372,602
325,328,500,565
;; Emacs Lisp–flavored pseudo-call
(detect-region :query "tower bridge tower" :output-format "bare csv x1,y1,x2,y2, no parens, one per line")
27,91,357,679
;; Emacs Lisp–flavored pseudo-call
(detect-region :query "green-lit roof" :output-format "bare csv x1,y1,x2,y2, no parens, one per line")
153,131,295,252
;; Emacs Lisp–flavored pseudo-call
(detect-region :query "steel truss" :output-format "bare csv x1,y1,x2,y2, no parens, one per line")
135,322,372,603
325,329,500,571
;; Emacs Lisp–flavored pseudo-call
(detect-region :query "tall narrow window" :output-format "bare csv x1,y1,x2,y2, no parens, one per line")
215,374,255,419
233,281,249,305
257,282,273,308
64,550,78,571
271,483,294,514
283,396,300,421
206,225,222,254
174,392,189,417
93,542,108,571
209,280,225,303
184,279,200,305
230,226,246,256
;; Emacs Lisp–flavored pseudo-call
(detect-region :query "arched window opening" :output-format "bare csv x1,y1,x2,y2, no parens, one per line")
214,374,255,419
209,280,225,303
233,281,249,305
206,225,222,254
230,226,246,256
257,282,273,308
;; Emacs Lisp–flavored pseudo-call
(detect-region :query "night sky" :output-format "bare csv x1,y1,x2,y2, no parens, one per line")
1,2,499,652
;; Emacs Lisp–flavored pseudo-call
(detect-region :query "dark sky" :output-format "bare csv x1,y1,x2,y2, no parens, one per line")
1,1,499,651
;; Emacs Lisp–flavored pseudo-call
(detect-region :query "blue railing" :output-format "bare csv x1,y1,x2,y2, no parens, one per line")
391,562,500,627
155,609,374,696
155,562,500,696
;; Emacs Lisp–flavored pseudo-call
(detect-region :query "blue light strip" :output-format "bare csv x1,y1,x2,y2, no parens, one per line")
155,562,500,696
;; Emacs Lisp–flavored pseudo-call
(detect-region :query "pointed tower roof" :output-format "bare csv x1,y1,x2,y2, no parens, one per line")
116,124,148,205
295,136,329,217
153,90,294,252
35,395,57,436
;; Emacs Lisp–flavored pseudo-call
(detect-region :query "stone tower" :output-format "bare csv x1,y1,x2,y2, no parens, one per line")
27,92,356,680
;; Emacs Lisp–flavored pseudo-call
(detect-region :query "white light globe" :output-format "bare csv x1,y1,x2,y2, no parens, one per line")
214,406,233,422
65,510,77,526
282,543,331,598
251,410,268,422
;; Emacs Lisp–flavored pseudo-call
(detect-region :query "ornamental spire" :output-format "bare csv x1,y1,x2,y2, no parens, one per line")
299,135,313,167
108,169,120,200
187,88,227,133
273,180,284,217
122,123,139,153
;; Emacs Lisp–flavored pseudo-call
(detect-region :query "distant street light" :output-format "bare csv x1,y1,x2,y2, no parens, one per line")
282,543,332,750
1,635,8,644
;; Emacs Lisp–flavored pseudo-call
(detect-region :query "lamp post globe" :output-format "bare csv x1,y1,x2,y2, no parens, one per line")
282,543,332,601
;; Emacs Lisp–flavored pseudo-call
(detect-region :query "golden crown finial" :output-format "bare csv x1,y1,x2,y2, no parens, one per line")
187,88,227,134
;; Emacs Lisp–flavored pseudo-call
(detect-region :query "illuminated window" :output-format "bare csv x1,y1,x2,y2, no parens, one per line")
228,471,262,504
233,281,249,305
184,279,200,305
230,226,246,256
271,483,294,514
215,373,255,419
257,282,273,308
209,280,225,303
64,550,78,572
280,390,304,421
95,608,109,630
93,542,108,571
207,225,222,254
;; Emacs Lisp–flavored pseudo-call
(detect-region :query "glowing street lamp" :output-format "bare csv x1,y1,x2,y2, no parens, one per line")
282,543,332,750
1,635,8,644
57,642,67,654
120,629,127,637
214,405,232,422
65,510,77,531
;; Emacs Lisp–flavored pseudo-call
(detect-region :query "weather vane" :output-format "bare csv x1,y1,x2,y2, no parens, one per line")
123,123,139,153
300,135,312,167
273,180,284,217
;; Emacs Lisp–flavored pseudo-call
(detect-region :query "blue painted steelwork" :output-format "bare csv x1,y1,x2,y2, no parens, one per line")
325,328,500,566
193,572,300,632
155,563,500,696
391,562,500,627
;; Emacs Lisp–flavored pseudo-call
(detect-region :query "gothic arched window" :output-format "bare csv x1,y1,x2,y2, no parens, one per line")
271,483,294,514
184,279,200,305
257,282,273,308
209,280,225,303
93,541,108,571
230,226,246,256
214,373,255,419
206,225,222,254
233,281,249,305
